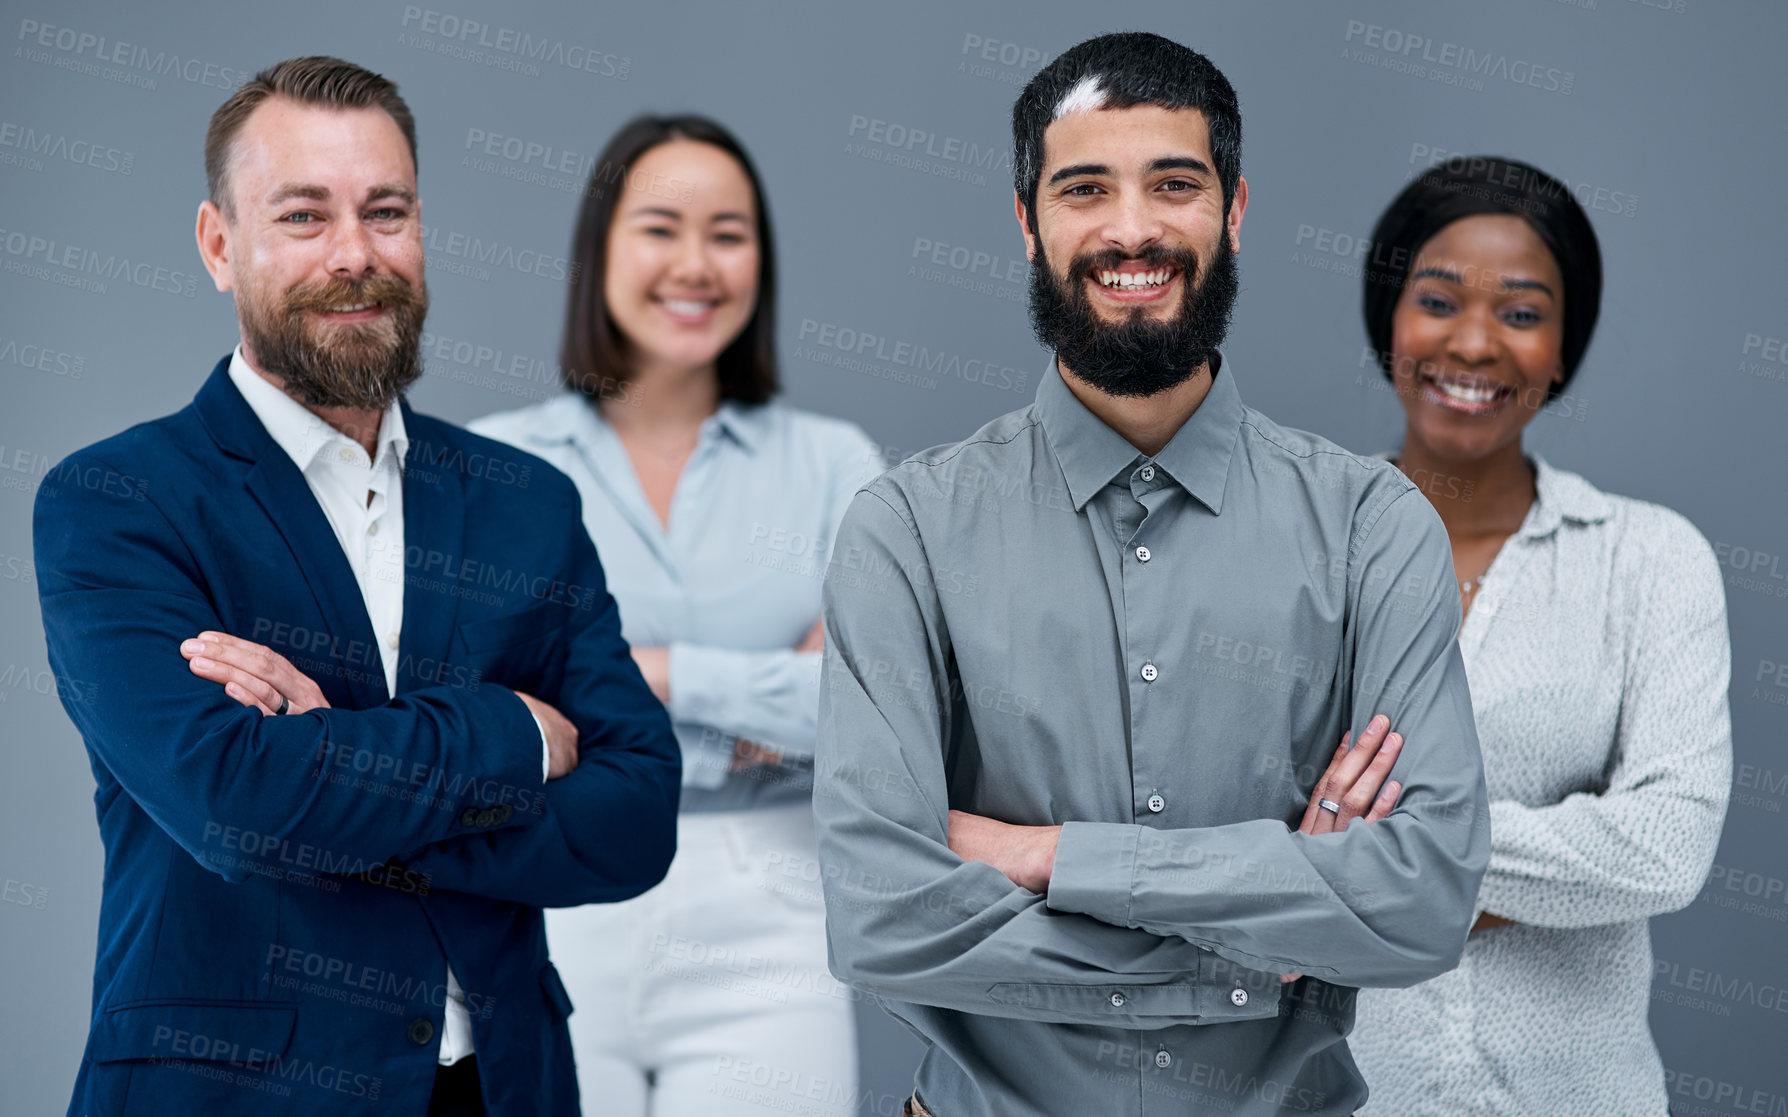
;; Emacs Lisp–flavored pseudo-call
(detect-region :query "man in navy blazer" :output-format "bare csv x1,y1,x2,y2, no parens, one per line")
33,56,681,1115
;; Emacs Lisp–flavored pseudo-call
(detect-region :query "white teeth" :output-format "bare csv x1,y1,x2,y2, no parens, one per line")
1435,379,1500,404
662,299,713,315
328,302,374,313
1098,269,1170,289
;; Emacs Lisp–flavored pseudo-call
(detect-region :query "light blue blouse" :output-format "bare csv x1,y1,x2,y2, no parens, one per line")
471,392,884,811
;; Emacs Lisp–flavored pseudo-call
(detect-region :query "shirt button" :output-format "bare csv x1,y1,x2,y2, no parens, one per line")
1147,793,1166,813
1140,663,1158,683
406,1017,435,1046
368,521,379,536
1155,1050,1172,1069
338,447,356,463
1140,465,1156,482
386,631,400,650
1230,987,1249,1007
1109,991,1126,1008
1135,545,1151,563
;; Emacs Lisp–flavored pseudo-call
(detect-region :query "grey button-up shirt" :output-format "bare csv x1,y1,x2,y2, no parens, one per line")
815,358,1490,1117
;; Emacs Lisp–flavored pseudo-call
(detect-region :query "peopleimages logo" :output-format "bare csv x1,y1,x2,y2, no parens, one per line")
1342,20,1575,95
398,6,629,80
14,18,249,92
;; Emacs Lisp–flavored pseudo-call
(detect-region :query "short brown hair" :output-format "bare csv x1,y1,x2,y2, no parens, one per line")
205,56,418,218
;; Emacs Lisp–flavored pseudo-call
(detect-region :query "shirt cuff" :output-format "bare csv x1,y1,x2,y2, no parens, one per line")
529,708,550,781
667,643,752,729
1045,821,1139,925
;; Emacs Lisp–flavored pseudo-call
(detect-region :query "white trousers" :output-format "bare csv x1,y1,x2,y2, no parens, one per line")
546,804,859,1117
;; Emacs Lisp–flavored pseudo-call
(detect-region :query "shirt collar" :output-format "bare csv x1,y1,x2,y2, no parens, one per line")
520,391,766,454
227,347,408,472
1035,352,1243,514
1522,455,1613,537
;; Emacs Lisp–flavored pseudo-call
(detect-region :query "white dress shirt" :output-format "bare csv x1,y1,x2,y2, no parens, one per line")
1350,456,1733,1115
228,348,488,1065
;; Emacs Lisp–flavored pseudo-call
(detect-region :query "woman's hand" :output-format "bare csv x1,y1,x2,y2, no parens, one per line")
630,647,670,704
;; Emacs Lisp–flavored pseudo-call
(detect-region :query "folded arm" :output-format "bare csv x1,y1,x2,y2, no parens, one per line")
34,456,551,882
1476,522,1731,928
1042,488,1491,988
816,489,1282,1028
393,483,681,908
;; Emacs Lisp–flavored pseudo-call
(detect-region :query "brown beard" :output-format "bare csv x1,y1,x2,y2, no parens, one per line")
237,270,428,411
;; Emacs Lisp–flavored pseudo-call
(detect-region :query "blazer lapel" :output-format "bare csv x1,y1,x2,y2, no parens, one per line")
396,411,464,695
195,358,389,709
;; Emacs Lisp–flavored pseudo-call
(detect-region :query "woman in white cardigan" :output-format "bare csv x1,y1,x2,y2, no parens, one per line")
1345,156,1732,1115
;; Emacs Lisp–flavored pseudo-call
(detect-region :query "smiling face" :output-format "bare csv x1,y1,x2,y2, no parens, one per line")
1390,214,1566,464
1018,102,1246,397
601,140,760,378
196,96,428,411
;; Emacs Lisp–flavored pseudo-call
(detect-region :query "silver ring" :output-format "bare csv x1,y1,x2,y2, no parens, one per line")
275,696,290,716
1318,798,1341,814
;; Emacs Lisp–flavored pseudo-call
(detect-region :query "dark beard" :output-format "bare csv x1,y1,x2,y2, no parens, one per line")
238,271,428,411
1027,233,1239,398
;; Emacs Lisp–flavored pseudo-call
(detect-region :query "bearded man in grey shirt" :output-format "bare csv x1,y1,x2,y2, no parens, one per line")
814,31,1490,1117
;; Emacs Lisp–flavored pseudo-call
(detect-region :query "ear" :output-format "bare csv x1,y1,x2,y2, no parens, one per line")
1225,175,1249,254
1013,192,1038,263
195,199,235,293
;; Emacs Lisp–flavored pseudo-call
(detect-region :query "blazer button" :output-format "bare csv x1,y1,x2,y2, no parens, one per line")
407,1018,435,1046
460,808,479,827
475,808,496,828
493,804,514,824
1230,987,1249,1007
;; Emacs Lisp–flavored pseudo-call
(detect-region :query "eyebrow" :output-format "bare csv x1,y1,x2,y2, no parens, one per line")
264,182,416,206
627,206,752,223
1411,266,1555,298
1046,155,1213,187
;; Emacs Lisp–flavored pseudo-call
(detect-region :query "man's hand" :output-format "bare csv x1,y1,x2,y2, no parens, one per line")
947,810,1060,893
182,631,330,715
796,619,825,653
516,692,579,779
631,647,670,705
1281,715,1404,982
1471,912,1513,933
1297,714,1402,836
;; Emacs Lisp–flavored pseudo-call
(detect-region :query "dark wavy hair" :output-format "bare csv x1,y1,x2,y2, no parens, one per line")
559,114,778,404
1363,156,1602,400
1012,31,1242,233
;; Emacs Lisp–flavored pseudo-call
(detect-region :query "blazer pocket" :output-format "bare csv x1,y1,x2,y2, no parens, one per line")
456,601,569,655
539,960,575,1019
88,998,298,1063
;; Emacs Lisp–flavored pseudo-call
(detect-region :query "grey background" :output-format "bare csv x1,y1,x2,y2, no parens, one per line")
4,0,1785,1113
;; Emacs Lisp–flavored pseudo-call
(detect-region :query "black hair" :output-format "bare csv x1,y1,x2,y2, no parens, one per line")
1363,155,1602,400
560,114,778,404
1012,31,1242,233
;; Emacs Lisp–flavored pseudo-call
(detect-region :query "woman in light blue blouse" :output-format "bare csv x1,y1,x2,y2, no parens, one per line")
472,115,881,1117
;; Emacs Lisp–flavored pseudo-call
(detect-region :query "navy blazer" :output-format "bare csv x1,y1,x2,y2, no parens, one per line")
34,358,681,1116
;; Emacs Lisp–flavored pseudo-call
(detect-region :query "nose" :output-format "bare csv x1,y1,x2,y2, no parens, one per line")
667,229,717,286
1102,188,1164,257
1443,303,1499,366
324,218,376,279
